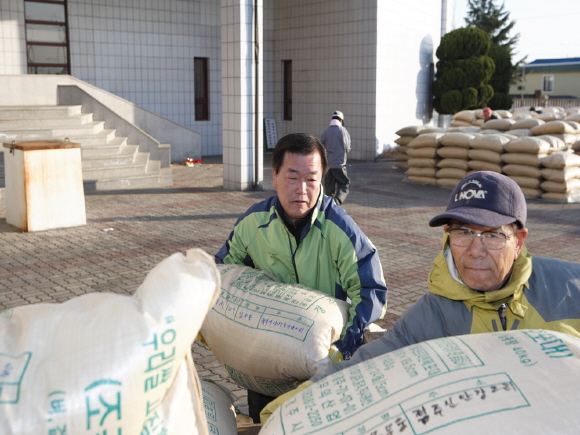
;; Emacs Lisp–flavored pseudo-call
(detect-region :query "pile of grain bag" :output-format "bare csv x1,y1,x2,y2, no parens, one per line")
0,249,221,435
405,132,443,185
393,125,428,170
435,132,475,187
540,151,580,202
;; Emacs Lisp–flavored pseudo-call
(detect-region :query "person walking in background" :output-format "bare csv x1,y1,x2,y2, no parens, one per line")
321,110,351,205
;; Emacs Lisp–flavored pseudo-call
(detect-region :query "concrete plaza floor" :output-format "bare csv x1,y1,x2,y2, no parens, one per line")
1,155,580,418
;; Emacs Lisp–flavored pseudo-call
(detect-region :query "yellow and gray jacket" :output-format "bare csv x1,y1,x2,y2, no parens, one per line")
312,234,580,380
215,192,388,359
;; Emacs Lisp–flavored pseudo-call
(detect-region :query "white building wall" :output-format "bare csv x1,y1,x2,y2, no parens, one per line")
0,0,26,74
376,1,441,152
271,0,379,161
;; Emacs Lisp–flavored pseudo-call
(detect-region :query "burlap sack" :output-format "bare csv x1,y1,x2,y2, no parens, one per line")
468,134,511,153
408,133,443,149
261,330,580,435
467,160,502,173
439,132,475,148
531,120,577,135
501,153,546,167
407,167,437,178
200,380,237,435
407,147,438,158
508,175,541,189
437,158,470,170
540,167,580,183
480,119,515,131
540,152,580,169
437,147,469,159
201,264,349,397
468,149,502,164
395,125,427,137
502,164,541,179
0,248,221,435
436,167,467,180
408,158,438,168
504,137,551,155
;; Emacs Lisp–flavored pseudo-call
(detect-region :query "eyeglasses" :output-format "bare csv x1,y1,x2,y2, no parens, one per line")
447,228,514,250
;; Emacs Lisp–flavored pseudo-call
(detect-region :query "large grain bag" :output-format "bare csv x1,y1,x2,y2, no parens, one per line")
541,179,580,193
408,158,438,168
510,118,545,130
260,330,580,435
540,152,580,169
439,132,475,148
501,152,546,167
507,175,541,189
437,147,469,159
504,136,552,155
407,147,438,158
531,120,577,135
436,167,466,180
540,167,580,183
480,118,515,131
0,248,220,435
507,128,532,137
437,158,470,170
452,110,476,123
407,167,437,178
407,175,437,185
450,119,473,127
468,149,503,164
200,380,238,435
468,134,511,153
502,164,541,179
395,125,427,137
542,191,580,203
394,135,413,146
408,133,443,148
467,160,502,173
520,187,543,198
201,264,350,397
436,178,461,188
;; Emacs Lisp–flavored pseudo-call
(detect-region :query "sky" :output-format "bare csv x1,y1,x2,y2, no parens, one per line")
450,0,580,63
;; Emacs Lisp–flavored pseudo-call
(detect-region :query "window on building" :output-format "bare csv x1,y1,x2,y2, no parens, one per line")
542,75,554,93
25,0,70,74
194,57,209,121
283,60,292,121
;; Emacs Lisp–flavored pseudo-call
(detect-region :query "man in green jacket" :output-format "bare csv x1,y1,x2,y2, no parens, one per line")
215,133,387,422
261,170,580,423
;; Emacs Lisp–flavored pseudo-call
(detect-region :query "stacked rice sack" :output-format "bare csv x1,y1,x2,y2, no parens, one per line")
502,136,566,198
394,125,428,170
405,132,443,185
467,133,511,176
539,151,580,203
451,109,512,128
435,132,476,187
531,120,580,147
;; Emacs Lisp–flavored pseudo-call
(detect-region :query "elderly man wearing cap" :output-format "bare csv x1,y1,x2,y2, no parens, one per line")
321,110,351,205
260,170,580,423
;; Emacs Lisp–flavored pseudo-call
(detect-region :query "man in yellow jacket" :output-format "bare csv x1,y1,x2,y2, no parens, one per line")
262,170,580,423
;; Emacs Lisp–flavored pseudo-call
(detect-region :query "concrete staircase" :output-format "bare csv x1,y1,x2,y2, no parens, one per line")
0,105,173,196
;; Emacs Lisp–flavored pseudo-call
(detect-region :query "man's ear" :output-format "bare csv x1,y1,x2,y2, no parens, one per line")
272,168,278,190
514,227,529,259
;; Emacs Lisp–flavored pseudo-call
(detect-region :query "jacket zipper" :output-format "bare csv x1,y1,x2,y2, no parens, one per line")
498,303,508,331
288,232,300,283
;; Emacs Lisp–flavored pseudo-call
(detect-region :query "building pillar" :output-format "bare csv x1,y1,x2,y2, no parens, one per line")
221,0,263,191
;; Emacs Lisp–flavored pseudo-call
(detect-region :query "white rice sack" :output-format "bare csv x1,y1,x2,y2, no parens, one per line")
200,380,237,435
436,147,469,159
0,248,220,435
436,167,467,180
407,147,438,159
566,113,580,122
452,110,476,123
480,119,515,131
261,330,580,435
408,133,443,149
508,129,532,137
468,149,503,164
541,179,580,193
502,164,541,179
502,153,546,167
439,132,475,148
495,109,512,118
468,134,511,153
394,135,414,146
450,120,474,127
542,191,580,203
540,167,580,183
510,118,545,130
467,160,502,173
531,120,577,135
550,133,580,146
535,135,567,151
504,137,552,155
395,125,427,137
535,112,561,122
540,152,580,169
201,264,350,397
565,120,580,133
408,158,438,168
508,175,541,189
437,158,470,170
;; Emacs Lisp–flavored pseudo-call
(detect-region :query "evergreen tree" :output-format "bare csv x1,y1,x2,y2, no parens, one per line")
464,0,521,109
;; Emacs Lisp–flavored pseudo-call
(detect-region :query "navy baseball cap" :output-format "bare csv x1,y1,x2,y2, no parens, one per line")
429,171,527,228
